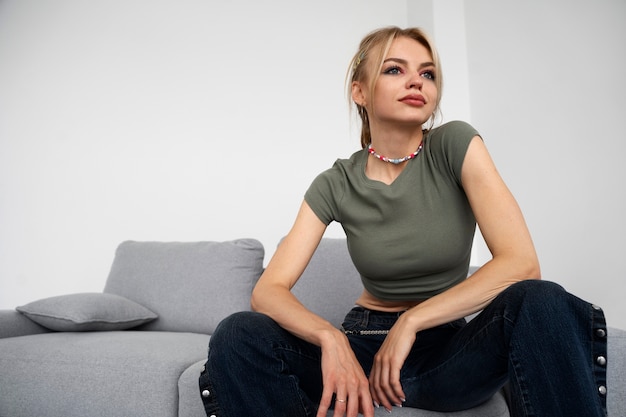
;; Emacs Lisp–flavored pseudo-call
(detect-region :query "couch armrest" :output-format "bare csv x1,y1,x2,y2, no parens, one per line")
0,309,51,338
608,327,626,417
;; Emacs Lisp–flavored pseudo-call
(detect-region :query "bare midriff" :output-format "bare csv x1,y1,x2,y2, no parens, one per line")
355,289,424,312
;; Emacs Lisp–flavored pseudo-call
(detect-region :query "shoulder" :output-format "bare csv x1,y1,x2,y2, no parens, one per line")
427,120,481,154
430,120,481,142
424,121,481,182
312,149,364,183
304,149,365,224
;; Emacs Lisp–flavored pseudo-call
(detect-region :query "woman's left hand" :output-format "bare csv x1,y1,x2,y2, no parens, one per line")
368,315,414,411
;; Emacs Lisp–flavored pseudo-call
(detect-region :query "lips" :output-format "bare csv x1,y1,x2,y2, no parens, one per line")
400,94,426,106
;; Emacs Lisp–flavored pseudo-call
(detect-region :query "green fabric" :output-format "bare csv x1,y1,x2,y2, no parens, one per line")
305,121,480,301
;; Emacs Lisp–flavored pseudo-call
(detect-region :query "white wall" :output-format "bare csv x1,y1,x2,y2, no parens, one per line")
0,0,410,306
1,1,624,328
464,0,626,328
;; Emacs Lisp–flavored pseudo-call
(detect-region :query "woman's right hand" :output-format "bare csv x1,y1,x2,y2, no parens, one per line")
316,329,375,417
251,201,373,416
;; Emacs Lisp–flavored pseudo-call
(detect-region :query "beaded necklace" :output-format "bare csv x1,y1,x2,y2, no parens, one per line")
367,141,424,164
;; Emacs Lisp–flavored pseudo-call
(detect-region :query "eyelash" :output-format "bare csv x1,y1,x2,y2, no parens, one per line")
383,65,403,75
421,70,436,81
382,66,436,81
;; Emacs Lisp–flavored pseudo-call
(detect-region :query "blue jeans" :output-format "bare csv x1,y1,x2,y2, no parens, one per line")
199,280,608,416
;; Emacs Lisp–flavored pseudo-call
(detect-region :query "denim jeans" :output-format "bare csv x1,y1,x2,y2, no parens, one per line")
199,280,608,417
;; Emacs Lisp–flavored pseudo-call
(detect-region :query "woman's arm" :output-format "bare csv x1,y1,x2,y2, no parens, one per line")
251,200,374,417
369,136,541,410
251,200,331,343
407,135,541,327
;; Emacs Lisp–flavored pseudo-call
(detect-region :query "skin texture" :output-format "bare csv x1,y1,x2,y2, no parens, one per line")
251,35,540,417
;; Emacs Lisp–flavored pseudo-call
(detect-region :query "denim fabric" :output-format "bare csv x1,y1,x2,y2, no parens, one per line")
199,280,608,417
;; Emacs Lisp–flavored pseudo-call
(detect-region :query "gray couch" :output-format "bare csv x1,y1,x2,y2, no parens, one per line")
0,238,624,417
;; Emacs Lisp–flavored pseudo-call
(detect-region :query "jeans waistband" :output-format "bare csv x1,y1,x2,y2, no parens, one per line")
351,305,406,318
343,305,466,336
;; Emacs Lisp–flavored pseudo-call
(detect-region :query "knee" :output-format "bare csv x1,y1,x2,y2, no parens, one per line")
509,279,565,300
207,311,284,375
504,280,573,318
209,311,281,358
211,311,272,345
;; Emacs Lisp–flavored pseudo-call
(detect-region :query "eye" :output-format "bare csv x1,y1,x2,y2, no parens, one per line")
383,65,403,75
421,70,436,81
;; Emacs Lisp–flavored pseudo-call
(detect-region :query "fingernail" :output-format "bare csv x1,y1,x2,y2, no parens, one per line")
373,401,380,408
400,397,406,402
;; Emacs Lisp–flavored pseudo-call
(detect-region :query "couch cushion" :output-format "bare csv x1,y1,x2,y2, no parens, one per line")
16,293,157,331
324,391,509,416
291,238,364,328
608,327,626,417
178,359,208,417
0,331,210,417
103,239,264,333
0,309,50,338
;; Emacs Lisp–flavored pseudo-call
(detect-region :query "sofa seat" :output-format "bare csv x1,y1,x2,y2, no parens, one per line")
324,391,509,417
0,331,209,417
2,239,624,417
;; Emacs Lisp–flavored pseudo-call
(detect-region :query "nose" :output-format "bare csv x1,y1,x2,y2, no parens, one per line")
407,73,423,89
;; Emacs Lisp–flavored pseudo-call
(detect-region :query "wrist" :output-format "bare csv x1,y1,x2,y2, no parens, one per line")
400,308,425,333
317,327,348,349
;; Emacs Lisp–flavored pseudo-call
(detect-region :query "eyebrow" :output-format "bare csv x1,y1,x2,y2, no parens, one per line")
383,58,435,69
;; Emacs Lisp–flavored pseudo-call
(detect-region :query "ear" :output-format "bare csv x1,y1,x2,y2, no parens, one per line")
351,81,367,107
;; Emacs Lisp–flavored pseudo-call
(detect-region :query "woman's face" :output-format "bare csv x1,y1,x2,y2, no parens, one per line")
354,36,438,128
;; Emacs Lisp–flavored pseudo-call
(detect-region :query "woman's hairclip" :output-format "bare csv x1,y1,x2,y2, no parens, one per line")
355,51,366,69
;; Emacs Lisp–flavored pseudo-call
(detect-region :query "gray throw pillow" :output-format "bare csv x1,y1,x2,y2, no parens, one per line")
16,293,158,331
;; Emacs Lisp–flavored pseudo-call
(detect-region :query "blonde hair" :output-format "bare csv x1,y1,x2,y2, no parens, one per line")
346,27,443,148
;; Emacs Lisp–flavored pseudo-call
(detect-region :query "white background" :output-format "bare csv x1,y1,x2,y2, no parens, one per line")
1,0,624,328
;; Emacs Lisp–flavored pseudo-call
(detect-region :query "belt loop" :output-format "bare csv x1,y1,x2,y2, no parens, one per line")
360,308,370,327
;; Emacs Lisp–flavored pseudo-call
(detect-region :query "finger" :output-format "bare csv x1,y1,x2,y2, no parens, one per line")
370,361,392,412
332,394,347,417
389,365,406,404
368,367,380,408
357,384,375,417
378,362,396,411
345,396,359,417
338,385,373,417
316,387,334,417
377,352,404,410
380,362,404,407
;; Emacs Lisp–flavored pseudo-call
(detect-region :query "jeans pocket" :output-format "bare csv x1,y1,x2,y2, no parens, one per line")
340,317,363,334
341,307,366,332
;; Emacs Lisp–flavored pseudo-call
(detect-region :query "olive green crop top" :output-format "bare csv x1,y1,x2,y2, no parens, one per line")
304,121,480,301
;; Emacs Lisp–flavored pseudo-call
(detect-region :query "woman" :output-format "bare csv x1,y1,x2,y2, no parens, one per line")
199,27,608,417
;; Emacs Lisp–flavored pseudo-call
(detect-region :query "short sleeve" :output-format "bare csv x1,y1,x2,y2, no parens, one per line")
304,164,345,225
427,121,481,185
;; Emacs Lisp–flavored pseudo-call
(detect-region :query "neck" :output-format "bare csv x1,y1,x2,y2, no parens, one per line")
364,126,426,185
368,125,424,158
